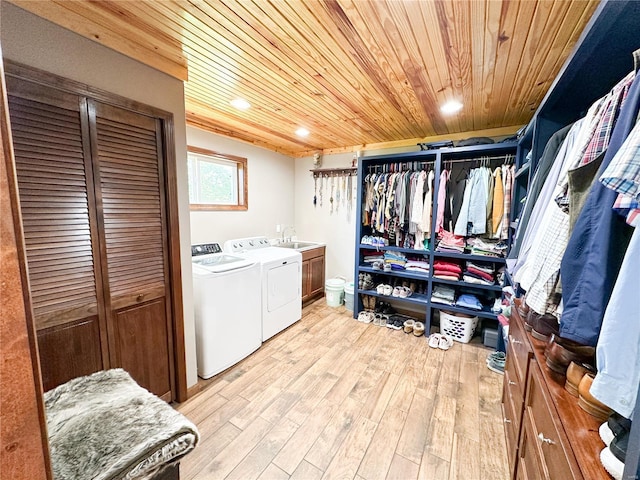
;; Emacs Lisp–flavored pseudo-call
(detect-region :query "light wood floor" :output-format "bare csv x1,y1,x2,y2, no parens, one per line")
177,300,509,480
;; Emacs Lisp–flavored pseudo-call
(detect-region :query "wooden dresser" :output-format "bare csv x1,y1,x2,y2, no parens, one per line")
502,300,610,479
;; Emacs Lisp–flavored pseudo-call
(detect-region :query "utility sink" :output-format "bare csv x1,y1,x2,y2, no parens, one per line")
278,241,322,251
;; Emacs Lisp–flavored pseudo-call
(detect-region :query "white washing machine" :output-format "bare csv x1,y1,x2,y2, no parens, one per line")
191,243,261,379
224,237,302,341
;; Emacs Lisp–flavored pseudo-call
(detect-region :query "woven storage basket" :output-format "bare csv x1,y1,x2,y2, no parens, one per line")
440,311,479,343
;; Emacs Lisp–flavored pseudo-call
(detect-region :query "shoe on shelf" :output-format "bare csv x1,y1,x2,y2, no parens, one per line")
544,334,596,376
403,319,415,334
438,335,454,351
376,284,386,295
531,313,560,342
413,322,425,337
599,412,632,447
428,334,442,348
600,428,629,480
382,284,393,296
392,286,402,297
564,361,596,397
578,373,613,422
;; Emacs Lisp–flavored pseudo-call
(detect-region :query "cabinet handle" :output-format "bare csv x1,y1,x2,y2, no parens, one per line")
537,433,555,445
136,294,144,302
508,380,517,386
510,336,523,345
504,418,512,424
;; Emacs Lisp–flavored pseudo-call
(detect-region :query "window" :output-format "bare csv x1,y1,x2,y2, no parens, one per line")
188,147,247,211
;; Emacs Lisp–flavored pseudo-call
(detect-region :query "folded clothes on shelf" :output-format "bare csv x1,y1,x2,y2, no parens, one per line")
455,293,483,310
383,251,407,270
463,274,495,286
405,259,430,273
466,237,507,257
431,285,456,305
465,266,494,283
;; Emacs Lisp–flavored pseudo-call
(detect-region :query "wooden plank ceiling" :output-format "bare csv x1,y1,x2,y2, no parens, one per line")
9,0,599,157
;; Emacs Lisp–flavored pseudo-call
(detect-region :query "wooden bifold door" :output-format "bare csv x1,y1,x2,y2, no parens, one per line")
7,69,177,400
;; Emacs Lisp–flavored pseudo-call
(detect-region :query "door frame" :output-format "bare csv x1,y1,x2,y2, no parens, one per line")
4,60,188,402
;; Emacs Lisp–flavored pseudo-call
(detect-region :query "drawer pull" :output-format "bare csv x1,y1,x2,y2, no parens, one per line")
504,418,512,424
508,380,517,386
537,433,555,445
510,336,523,345
136,294,144,302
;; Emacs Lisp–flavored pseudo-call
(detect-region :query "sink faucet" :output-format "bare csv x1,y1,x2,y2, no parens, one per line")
282,225,296,243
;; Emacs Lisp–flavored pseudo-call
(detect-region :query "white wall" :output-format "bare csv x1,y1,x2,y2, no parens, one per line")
1,3,198,388
294,147,422,284
294,152,359,283
187,126,295,245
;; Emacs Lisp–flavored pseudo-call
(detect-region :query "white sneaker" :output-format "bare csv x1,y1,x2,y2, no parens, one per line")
438,335,454,350
428,334,441,348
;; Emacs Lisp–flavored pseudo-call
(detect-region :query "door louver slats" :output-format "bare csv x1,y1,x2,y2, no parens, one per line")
95,116,165,298
9,96,98,325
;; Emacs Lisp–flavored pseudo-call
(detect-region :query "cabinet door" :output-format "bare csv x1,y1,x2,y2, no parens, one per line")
301,259,310,302
89,101,174,400
309,255,325,297
8,80,108,391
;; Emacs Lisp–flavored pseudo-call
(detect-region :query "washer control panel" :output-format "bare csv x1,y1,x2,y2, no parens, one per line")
191,243,222,256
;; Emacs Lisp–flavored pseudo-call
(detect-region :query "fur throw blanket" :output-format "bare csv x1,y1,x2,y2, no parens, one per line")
45,369,199,480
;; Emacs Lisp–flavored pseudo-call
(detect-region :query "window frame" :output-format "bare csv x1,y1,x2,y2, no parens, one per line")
187,146,248,211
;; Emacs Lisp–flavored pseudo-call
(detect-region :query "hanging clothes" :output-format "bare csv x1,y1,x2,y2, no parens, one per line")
590,225,640,418
491,167,504,237
435,169,450,234
560,69,640,346
519,72,633,316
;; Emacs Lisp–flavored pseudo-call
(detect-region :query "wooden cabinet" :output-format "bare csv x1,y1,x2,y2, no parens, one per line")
7,66,179,400
502,302,607,480
301,246,325,305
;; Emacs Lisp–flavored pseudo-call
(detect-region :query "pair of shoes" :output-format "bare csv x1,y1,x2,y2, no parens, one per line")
413,322,425,337
486,351,506,375
386,315,404,330
357,311,374,323
600,414,632,480
428,334,453,350
376,284,393,295
565,361,596,397
544,334,595,376
372,260,384,270
361,273,375,290
373,313,387,327
531,313,560,342
403,319,415,334
578,372,613,422
391,286,412,298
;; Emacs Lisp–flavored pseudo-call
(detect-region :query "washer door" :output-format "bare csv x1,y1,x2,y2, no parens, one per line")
267,262,300,312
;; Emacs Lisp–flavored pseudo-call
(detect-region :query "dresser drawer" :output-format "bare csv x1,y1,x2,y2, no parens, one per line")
525,362,582,480
504,364,524,433
518,413,545,480
507,313,532,396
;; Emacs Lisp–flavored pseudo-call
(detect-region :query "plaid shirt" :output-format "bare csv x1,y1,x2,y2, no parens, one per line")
581,71,635,166
600,120,640,198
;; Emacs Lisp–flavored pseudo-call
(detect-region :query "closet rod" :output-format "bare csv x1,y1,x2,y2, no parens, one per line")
443,154,514,165
366,160,434,172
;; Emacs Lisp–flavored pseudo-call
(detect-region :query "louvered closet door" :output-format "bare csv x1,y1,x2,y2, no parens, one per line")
89,101,174,400
7,79,108,391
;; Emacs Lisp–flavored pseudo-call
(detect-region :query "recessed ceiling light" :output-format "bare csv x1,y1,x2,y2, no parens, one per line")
440,100,463,114
296,127,310,137
230,98,251,110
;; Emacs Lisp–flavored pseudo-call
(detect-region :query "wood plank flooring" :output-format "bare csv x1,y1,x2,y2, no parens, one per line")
177,301,509,480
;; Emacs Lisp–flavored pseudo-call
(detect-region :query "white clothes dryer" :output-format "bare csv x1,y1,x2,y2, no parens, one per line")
191,243,261,379
224,237,302,341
